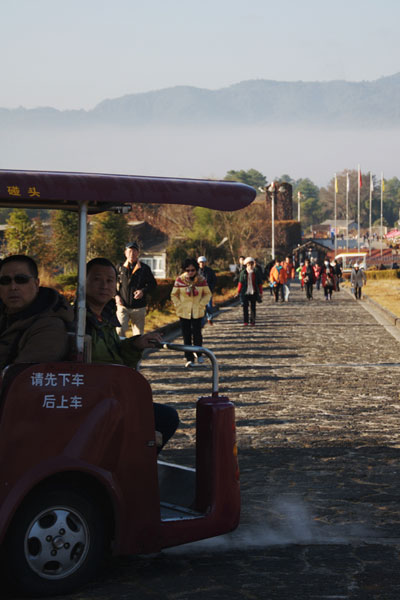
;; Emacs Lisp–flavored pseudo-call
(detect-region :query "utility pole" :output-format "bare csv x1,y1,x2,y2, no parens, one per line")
269,181,276,260
381,172,384,259
369,172,373,256
346,172,350,252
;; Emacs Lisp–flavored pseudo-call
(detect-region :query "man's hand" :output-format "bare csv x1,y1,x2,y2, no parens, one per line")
133,332,163,350
134,289,144,300
115,295,123,306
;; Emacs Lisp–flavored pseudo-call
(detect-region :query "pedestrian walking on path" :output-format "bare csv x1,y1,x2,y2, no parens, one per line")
283,256,295,301
116,241,157,336
301,258,316,300
321,259,336,301
332,258,343,291
269,257,287,303
350,262,367,299
197,256,216,326
313,261,322,291
170,258,211,367
237,256,263,326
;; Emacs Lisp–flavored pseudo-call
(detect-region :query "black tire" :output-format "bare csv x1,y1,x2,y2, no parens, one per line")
4,485,109,597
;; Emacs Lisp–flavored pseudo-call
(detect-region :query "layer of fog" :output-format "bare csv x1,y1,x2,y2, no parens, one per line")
2,125,400,187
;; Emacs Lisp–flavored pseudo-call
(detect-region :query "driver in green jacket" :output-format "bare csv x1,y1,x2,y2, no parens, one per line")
85,257,179,451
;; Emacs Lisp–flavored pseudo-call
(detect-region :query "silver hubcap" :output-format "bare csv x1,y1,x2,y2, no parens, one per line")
24,506,90,580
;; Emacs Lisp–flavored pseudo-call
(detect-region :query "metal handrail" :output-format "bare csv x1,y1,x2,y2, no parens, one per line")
161,343,219,394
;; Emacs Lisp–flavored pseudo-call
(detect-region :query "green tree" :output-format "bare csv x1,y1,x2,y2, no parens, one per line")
224,168,267,189
51,211,79,272
274,174,297,186
5,209,37,255
382,177,400,226
293,178,320,228
88,212,129,264
30,216,53,265
189,207,218,244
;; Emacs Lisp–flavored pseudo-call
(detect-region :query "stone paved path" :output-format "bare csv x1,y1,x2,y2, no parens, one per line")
12,283,400,599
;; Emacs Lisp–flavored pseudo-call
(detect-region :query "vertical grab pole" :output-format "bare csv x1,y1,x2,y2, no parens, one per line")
76,201,88,361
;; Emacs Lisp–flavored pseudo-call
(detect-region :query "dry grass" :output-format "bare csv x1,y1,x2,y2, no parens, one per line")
342,278,400,318
144,306,177,332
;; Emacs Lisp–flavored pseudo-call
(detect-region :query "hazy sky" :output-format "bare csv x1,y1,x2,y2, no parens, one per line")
2,0,400,187
2,0,400,110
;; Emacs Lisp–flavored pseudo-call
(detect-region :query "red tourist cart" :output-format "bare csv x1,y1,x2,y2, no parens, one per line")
0,170,255,596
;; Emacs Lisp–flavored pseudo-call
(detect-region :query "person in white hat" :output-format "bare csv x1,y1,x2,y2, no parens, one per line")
350,262,366,299
237,257,263,326
197,256,216,325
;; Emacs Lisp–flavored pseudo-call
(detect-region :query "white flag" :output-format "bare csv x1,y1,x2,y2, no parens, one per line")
370,173,374,192
346,173,350,193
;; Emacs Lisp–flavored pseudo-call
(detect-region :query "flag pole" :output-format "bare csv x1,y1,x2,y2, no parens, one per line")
381,172,384,259
357,165,361,252
297,191,301,222
369,172,373,256
346,172,349,252
334,173,337,256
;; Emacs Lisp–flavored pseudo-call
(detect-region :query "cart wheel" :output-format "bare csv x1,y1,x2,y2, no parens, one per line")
5,486,108,597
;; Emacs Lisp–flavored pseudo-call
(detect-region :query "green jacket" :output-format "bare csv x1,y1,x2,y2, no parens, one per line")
86,302,142,368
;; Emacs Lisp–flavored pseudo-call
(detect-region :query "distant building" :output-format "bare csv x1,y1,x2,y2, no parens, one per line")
293,240,330,265
320,219,357,236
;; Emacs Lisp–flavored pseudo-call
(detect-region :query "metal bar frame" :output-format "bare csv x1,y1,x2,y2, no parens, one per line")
162,343,219,394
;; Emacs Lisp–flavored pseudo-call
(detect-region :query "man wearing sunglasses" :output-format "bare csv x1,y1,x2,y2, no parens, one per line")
0,255,74,370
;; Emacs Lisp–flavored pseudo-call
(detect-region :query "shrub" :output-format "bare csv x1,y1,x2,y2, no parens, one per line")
147,279,174,311
54,273,78,290
366,269,400,280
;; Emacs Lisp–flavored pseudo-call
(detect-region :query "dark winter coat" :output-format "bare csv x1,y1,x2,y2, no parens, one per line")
0,287,74,369
198,265,217,292
116,260,157,309
238,269,263,299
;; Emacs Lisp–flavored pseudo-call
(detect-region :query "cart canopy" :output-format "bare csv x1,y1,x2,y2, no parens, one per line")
0,169,256,213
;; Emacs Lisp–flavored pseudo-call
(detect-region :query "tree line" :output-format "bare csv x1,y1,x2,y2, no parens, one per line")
2,168,399,278
225,168,400,230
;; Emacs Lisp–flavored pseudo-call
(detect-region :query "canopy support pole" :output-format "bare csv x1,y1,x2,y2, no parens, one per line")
76,201,88,360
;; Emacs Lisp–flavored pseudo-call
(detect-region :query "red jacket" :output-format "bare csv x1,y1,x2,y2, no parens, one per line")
321,267,336,289
301,265,315,284
283,260,295,280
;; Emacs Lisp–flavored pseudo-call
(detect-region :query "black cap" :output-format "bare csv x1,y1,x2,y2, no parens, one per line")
125,241,139,250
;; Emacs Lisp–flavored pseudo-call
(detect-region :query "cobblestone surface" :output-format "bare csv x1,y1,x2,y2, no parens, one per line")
11,284,400,599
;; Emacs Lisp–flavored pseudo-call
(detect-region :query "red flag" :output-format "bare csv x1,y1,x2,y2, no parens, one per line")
358,170,362,188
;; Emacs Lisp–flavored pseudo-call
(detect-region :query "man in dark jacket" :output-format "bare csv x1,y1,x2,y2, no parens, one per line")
0,255,74,369
115,241,157,336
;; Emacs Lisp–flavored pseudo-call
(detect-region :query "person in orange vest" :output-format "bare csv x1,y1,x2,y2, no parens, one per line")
269,257,287,303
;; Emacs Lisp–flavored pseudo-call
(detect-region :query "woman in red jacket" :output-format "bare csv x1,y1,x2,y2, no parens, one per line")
301,258,316,300
321,260,336,301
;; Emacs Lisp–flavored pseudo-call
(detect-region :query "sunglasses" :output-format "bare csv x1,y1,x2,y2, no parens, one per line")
186,268,196,272
0,274,35,286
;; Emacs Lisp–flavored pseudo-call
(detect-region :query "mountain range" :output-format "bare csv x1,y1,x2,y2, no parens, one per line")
2,74,400,129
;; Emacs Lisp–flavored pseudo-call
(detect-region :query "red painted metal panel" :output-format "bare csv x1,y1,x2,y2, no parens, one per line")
0,363,161,553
